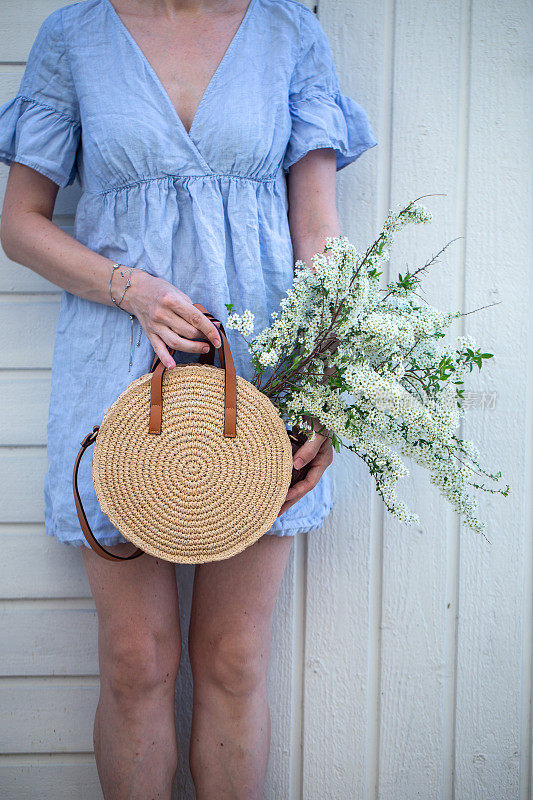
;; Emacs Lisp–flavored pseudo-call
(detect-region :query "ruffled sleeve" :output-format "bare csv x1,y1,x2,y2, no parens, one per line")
0,8,81,188
282,7,377,174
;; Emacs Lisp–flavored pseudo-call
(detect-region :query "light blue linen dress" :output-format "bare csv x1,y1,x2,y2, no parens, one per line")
0,0,377,548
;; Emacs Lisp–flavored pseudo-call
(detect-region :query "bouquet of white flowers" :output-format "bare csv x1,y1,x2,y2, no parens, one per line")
225,196,509,540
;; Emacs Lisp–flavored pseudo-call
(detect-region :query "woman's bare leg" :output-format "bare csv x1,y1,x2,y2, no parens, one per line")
188,533,294,800
81,543,181,800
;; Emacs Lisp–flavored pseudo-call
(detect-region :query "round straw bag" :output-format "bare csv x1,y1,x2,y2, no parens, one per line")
73,303,309,564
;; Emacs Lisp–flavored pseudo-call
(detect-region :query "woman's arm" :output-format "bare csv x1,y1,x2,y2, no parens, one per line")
278,147,339,517
0,163,222,368
287,147,340,266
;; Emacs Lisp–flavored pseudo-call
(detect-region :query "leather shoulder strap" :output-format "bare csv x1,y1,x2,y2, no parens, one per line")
72,427,144,562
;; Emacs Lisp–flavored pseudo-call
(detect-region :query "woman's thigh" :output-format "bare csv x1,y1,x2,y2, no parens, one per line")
81,543,181,686
188,534,294,679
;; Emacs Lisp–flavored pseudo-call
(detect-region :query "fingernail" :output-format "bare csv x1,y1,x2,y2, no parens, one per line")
214,338,221,347
202,345,210,353
293,457,304,469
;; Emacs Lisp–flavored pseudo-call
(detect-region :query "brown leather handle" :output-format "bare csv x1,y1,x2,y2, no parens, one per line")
149,302,237,437
73,427,145,561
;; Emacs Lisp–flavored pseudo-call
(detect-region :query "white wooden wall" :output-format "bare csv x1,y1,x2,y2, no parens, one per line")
0,1,531,798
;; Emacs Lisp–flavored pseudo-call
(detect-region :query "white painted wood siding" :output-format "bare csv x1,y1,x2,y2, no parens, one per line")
0,1,531,798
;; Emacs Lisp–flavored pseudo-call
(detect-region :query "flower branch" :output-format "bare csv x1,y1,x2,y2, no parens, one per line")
223,196,509,536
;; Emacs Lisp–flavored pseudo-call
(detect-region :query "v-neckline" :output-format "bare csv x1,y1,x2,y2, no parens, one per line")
104,0,257,141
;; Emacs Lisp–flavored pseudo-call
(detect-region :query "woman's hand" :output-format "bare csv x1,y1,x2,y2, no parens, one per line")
277,416,333,517
121,269,222,369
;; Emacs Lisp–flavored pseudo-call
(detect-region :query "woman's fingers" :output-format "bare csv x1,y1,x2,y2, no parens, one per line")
277,461,323,516
128,275,223,355
164,294,222,350
159,313,212,341
292,431,326,470
286,462,322,502
151,323,214,356
147,331,177,369
277,435,333,516
287,444,331,502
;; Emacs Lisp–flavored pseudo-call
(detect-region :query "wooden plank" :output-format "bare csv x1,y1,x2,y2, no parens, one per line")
0,262,64,293
0,73,26,100
0,605,98,676
0,527,91,599
0,449,48,522
303,455,374,796
0,759,102,800
454,1,532,798
373,0,465,796
1,1,77,62
0,681,99,753
266,539,301,799
0,374,51,446
301,0,382,795
0,299,59,369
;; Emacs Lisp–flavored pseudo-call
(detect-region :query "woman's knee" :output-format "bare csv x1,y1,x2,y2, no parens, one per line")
100,627,181,708
190,626,270,698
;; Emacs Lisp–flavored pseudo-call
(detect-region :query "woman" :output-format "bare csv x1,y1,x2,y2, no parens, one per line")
0,0,377,796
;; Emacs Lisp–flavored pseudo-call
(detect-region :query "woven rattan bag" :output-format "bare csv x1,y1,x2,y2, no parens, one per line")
72,303,310,563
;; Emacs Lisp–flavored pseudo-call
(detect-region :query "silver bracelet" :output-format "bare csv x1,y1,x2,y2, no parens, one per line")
109,262,121,306
109,262,142,371
110,262,134,309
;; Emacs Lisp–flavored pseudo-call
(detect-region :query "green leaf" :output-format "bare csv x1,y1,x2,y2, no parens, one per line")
330,433,341,453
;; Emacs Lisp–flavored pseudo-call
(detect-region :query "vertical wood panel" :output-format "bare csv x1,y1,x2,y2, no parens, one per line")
379,0,464,797
302,1,382,797
455,1,532,798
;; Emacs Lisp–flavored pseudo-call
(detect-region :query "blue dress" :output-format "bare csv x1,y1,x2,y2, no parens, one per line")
0,0,377,548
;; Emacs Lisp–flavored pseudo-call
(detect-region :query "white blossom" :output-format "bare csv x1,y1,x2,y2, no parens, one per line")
225,308,255,337
223,201,508,535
